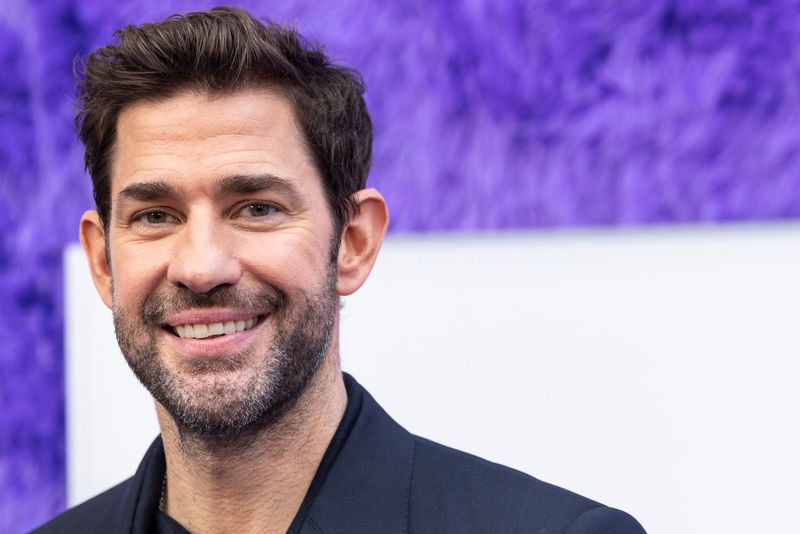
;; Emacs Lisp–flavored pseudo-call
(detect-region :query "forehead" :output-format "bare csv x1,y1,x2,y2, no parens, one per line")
111,87,319,196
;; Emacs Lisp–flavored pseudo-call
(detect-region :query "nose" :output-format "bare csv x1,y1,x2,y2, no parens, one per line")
167,214,242,294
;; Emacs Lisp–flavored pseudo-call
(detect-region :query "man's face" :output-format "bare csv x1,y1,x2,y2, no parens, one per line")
105,88,339,440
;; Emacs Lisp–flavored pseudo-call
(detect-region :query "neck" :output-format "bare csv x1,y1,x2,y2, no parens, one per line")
156,348,347,534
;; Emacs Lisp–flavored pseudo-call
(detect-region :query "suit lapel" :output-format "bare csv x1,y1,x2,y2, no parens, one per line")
301,382,416,534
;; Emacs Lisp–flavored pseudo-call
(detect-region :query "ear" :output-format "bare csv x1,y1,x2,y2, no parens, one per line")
336,188,389,296
80,210,113,309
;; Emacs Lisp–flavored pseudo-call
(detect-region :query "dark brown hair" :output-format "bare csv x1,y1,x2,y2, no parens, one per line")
75,6,372,233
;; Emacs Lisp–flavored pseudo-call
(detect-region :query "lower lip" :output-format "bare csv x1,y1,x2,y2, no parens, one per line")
161,315,269,358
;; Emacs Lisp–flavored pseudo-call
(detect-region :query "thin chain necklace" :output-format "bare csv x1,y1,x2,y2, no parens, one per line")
159,474,167,512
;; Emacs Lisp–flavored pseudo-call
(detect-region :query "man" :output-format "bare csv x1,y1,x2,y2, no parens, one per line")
37,7,645,533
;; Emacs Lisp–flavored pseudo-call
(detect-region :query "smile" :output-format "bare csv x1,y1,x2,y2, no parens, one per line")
170,316,264,339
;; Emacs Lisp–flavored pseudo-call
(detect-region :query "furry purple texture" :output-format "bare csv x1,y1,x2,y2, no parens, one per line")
2,0,799,531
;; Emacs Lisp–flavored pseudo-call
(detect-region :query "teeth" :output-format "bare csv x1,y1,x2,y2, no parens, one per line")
173,316,259,339
193,324,209,339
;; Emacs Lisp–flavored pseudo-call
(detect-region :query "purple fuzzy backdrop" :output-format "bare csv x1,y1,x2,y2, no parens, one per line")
1,0,799,531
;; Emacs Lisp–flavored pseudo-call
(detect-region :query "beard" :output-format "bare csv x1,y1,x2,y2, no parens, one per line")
112,267,338,444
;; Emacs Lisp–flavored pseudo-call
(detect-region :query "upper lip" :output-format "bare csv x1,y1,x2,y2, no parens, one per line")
164,309,265,327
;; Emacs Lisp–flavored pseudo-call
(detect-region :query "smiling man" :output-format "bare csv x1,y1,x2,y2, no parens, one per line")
36,7,645,534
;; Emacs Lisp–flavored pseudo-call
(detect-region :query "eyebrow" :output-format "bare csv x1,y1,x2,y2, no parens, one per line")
116,173,304,205
215,173,303,204
117,180,179,204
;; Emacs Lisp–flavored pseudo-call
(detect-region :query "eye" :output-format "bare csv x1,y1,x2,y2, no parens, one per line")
133,210,178,226
240,202,278,218
144,211,168,224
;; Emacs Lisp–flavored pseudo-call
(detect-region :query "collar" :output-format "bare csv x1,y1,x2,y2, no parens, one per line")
120,374,415,534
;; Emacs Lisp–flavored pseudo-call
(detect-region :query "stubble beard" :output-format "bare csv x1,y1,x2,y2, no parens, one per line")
112,267,338,445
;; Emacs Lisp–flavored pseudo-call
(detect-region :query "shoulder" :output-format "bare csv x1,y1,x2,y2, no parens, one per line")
30,478,133,534
408,437,645,534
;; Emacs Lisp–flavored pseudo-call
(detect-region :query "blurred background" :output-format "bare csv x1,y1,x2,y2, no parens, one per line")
2,1,800,532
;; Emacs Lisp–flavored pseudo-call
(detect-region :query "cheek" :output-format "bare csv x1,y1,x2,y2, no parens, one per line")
111,242,170,305
240,232,331,287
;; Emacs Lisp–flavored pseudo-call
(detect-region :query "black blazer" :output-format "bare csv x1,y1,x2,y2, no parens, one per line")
34,375,646,533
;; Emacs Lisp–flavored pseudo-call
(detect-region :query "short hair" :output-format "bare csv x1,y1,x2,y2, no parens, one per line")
75,6,372,234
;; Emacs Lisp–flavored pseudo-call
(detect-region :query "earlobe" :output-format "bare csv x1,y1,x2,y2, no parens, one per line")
79,210,113,309
336,189,389,296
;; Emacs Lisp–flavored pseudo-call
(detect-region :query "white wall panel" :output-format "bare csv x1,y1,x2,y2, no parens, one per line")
65,225,800,533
